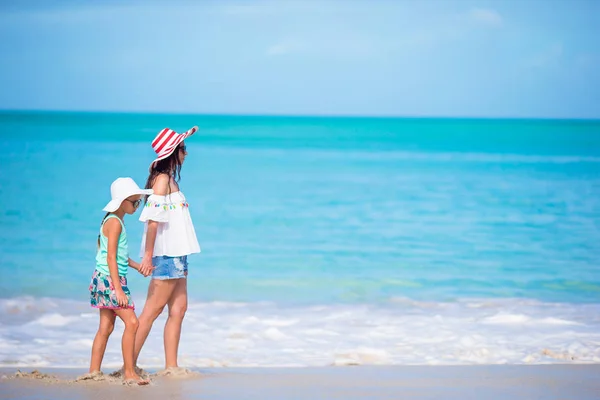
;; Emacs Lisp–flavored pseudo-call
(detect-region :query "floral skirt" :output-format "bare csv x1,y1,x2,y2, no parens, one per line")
89,270,135,310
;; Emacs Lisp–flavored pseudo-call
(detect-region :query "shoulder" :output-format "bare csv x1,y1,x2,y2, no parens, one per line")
152,174,170,195
103,217,123,236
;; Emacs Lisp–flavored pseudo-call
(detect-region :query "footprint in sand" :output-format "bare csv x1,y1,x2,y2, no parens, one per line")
75,371,107,382
152,367,199,379
12,370,59,383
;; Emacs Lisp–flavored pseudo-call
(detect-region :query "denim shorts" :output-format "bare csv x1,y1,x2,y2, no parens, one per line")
152,256,188,280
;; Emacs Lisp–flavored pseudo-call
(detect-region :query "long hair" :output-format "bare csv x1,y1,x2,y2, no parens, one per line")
145,143,184,201
97,212,111,247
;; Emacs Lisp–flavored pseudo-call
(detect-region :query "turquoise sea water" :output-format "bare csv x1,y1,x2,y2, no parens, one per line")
1,111,599,367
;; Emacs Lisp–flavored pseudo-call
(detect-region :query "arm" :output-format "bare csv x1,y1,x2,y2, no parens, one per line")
129,257,151,277
128,258,140,270
128,258,139,269
144,221,159,259
104,218,128,306
139,174,170,273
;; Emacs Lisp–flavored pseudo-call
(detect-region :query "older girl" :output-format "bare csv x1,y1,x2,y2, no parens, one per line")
133,127,201,371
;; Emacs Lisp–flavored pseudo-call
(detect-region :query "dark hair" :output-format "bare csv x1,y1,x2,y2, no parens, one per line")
144,143,184,201
97,212,111,247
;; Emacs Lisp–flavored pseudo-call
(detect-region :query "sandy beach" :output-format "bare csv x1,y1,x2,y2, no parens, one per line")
2,1,600,399
1,365,600,400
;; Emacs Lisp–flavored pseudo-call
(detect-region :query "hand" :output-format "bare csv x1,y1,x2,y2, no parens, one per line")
115,288,129,307
139,255,155,277
130,260,150,277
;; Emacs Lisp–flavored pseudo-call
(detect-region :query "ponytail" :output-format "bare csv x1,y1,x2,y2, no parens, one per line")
97,212,111,247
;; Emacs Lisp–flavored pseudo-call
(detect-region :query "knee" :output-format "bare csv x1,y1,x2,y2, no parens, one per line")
99,322,115,337
169,305,187,320
125,315,139,331
143,305,165,321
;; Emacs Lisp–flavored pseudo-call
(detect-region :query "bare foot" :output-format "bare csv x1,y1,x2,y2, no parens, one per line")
111,366,150,379
123,372,150,386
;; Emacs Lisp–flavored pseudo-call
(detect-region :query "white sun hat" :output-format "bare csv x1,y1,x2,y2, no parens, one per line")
103,177,154,212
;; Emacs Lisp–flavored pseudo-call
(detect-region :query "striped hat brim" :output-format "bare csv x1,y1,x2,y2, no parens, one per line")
150,126,198,169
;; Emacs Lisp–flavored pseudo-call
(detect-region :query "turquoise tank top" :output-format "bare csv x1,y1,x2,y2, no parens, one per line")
95,214,129,276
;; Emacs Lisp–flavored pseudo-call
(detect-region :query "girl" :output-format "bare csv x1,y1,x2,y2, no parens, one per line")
88,177,153,385
133,126,201,371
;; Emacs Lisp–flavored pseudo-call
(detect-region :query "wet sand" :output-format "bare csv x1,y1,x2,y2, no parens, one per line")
1,365,599,399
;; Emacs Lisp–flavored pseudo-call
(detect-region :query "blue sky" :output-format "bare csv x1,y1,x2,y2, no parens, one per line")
0,0,598,118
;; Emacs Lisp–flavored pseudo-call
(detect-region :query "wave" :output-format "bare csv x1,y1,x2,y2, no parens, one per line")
1,296,599,368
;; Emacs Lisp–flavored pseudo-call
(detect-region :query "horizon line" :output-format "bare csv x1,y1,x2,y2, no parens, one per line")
0,108,599,123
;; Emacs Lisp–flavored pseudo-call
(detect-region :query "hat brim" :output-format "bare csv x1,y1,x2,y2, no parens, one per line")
149,126,198,170
103,188,154,212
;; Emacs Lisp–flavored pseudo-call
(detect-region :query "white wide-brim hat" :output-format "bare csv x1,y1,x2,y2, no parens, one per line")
150,126,198,170
103,177,154,212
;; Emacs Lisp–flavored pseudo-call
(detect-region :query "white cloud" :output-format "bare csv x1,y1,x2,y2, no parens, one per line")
524,43,564,68
221,1,313,17
221,4,266,16
266,35,379,57
266,43,292,56
575,53,598,68
391,8,503,51
468,8,503,28
266,39,308,56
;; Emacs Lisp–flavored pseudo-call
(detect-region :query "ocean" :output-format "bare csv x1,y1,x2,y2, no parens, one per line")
1,111,599,368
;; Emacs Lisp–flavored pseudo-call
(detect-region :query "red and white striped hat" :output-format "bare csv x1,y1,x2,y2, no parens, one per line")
150,126,198,169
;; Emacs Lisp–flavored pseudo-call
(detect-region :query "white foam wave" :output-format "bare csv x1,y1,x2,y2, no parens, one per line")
1,297,599,368
481,313,531,324
31,313,77,327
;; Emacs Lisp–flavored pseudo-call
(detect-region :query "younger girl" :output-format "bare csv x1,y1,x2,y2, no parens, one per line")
88,177,153,385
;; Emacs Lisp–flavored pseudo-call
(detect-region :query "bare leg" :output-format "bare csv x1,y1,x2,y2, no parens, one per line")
89,309,116,373
133,279,178,366
164,278,188,369
113,308,147,384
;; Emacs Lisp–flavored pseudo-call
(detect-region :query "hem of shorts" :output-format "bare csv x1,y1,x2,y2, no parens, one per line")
146,250,200,258
91,305,135,310
151,275,187,280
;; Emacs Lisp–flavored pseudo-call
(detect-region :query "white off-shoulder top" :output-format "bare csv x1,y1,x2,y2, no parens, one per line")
139,191,201,257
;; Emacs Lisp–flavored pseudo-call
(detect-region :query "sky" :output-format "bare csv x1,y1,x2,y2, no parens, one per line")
0,0,598,118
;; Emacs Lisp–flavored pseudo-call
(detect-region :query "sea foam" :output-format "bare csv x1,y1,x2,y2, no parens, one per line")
1,296,599,368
